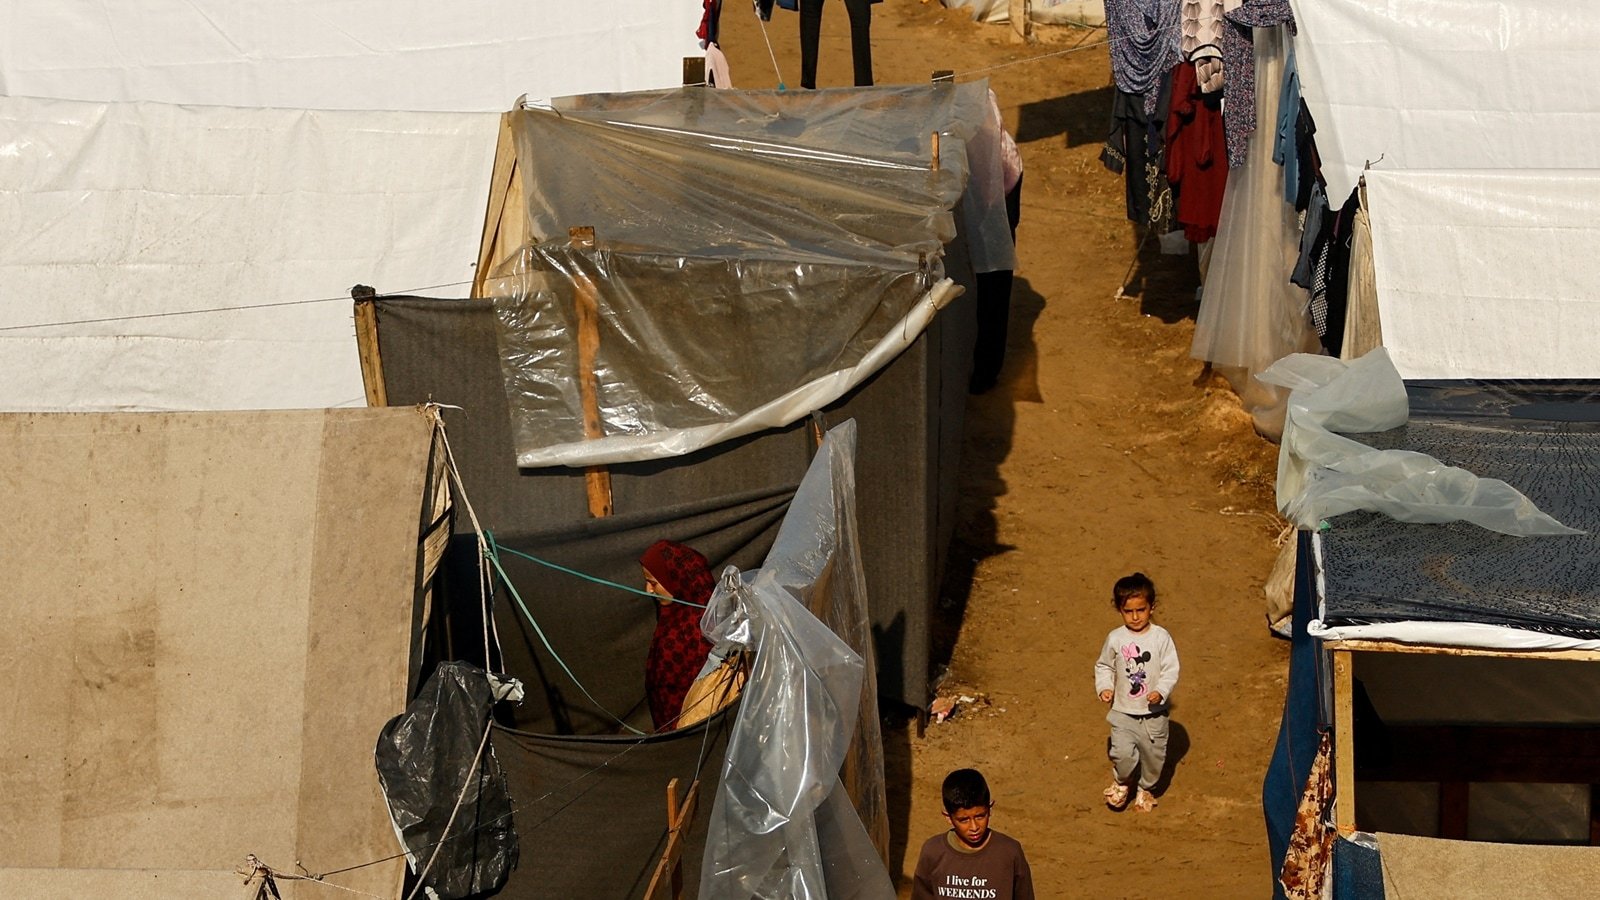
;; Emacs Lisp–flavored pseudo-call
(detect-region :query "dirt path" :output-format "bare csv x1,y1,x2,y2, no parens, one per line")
719,5,1289,896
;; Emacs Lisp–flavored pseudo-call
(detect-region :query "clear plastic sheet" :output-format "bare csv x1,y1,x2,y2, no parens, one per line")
1262,348,1578,536
1189,26,1321,438
697,421,894,900
374,662,522,899
484,84,1007,467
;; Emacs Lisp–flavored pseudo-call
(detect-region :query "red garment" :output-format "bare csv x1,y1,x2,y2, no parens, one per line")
640,540,716,730
1165,62,1229,243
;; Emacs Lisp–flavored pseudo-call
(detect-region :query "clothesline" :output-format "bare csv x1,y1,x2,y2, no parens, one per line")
0,279,475,333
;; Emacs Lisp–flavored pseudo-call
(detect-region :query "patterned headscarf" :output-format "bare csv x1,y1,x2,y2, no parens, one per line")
640,539,717,730
639,539,716,608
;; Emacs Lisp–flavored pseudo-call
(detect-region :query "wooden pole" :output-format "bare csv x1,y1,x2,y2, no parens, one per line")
930,130,941,172
569,226,614,518
644,778,701,900
1332,649,1356,834
474,112,523,298
351,289,388,408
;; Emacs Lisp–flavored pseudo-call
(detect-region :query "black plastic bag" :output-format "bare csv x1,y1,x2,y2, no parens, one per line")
375,661,519,898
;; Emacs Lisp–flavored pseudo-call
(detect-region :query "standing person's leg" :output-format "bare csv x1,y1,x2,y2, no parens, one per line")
970,173,1023,393
1105,711,1140,806
1136,715,1169,790
843,0,874,86
799,0,824,89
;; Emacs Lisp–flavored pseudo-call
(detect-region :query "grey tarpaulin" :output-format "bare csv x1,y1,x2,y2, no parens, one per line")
372,292,971,710
1317,381,1600,638
375,661,519,899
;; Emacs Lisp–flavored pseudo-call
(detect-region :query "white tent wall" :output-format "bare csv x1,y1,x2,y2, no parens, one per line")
0,96,498,410
1366,169,1600,380
0,1,702,112
1293,0,1600,201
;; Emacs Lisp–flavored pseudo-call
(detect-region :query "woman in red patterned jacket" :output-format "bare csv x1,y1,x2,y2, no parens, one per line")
639,539,717,732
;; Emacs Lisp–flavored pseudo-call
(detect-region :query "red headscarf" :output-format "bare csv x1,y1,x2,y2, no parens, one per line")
640,540,716,730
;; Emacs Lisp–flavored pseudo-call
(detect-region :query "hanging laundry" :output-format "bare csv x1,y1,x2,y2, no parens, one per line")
1102,70,1177,230
1166,61,1228,242
1105,0,1183,116
1222,0,1296,168
1272,46,1301,204
1308,186,1361,355
1291,181,1329,289
1293,98,1322,212
1181,0,1226,93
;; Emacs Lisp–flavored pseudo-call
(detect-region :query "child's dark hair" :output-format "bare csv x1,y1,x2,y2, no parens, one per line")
942,768,992,812
1112,572,1157,609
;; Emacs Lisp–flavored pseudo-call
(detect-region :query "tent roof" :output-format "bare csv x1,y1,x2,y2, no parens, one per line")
0,1,700,111
1318,382,1600,641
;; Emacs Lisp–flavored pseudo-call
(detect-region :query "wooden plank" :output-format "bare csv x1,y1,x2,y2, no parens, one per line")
474,112,522,299
1327,639,1600,663
930,131,941,172
643,779,701,900
569,226,613,518
352,297,387,407
1333,649,1357,834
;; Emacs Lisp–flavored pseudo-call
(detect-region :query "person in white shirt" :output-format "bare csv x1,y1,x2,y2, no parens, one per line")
1094,572,1180,812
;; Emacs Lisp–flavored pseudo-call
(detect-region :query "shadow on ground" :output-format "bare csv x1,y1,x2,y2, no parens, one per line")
883,274,1047,879
1017,84,1115,148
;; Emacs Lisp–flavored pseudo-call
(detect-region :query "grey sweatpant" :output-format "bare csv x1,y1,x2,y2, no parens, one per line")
1107,709,1169,790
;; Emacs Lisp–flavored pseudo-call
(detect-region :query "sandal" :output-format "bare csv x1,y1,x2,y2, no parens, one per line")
1103,781,1130,809
1132,788,1158,812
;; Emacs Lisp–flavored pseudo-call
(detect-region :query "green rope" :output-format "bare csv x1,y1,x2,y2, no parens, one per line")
485,531,707,609
482,540,646,736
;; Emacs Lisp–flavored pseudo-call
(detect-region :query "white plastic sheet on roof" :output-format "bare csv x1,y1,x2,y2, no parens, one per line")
1366,168,1600,380
0,0,701,112
0,95,497,410
1294,0,1600,199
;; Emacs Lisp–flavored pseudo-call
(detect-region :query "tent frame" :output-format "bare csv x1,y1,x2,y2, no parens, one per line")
1329,639,1600,844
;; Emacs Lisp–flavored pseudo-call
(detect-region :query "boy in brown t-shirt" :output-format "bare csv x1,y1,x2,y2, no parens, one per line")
912,768,1035,900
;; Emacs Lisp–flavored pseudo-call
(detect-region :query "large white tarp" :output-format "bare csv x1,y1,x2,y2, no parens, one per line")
1293,0,1600,200
0,0,702,112
0,95,497,410
1366,169,1600,379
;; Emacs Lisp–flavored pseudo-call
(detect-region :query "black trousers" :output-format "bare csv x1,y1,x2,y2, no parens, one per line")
971,172,1024,393
799,0,874,89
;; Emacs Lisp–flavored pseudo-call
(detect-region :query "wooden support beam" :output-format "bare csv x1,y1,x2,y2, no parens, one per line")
474,112,525,299
569,226,613,518
1333,649,1356,835
1327,639,1600,663
644,778,701,900
930,131,941,172
352,294,387,407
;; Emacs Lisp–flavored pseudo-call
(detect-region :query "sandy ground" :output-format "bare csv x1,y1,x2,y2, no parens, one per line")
717,4,1291,897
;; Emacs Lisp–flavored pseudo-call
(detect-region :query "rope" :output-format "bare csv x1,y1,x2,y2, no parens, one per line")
484,536,648,735
436,418,504,668
0,280,474,333
486,534,708,609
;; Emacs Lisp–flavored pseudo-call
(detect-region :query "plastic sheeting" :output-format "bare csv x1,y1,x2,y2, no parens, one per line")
1310,380,1600,642
0,1,701,112
0,95,496,411
698,420,893,900
1364,168,1600,380
1293,0,1600,201
1262,349,1576,536
487,85,1007,467
1189,26,1319,437
375,662,520,899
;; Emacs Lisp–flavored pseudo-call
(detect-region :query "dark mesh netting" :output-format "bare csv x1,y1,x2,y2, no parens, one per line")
1319,381,1600,638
